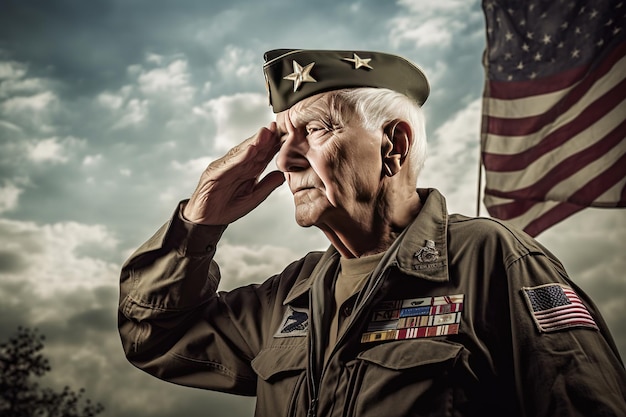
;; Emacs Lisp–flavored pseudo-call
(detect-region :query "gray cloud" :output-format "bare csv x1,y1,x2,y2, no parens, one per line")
0,250,28,273
0,0,623,416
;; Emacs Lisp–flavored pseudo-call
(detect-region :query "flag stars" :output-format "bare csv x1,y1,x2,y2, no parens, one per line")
487,0,620,83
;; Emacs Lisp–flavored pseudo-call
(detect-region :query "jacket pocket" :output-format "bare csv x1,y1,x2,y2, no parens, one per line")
345,339,468,417
252,344,308,417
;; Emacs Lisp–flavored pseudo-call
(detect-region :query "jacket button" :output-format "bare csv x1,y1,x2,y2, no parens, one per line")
342,305,353,317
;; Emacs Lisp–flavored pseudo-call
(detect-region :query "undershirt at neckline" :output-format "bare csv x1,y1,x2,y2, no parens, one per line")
326,251,386,363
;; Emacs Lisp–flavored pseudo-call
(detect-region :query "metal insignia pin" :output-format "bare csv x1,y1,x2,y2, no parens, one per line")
342,53,373,70
414,239,440,263
283,60,317,92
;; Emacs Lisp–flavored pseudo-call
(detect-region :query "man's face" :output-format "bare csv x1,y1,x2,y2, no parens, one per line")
275,92,384,229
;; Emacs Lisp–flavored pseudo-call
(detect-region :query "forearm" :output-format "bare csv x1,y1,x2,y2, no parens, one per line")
118,201,227,359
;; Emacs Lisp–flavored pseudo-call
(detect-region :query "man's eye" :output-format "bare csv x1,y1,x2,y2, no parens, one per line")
306,126,325,136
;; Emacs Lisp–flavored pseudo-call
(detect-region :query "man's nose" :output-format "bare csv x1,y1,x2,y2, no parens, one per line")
276,128,310,172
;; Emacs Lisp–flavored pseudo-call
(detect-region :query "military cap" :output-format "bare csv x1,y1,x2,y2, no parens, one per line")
263,48,430,113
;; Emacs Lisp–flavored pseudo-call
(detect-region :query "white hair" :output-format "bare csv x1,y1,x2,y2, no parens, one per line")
331,88,427,183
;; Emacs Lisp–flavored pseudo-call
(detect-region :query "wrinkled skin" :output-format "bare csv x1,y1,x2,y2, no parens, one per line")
184,91,421,257
275,94,384,230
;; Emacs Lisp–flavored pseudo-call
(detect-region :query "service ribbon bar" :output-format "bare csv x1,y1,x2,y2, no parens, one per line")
361,294,464,343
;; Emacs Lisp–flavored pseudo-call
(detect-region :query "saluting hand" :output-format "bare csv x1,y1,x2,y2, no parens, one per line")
183,123,285,225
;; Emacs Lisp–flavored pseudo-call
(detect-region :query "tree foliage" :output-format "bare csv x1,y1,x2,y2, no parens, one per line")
0,327,104,417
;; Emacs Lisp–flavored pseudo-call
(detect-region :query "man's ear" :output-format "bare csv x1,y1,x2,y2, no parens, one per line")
381,120,412,177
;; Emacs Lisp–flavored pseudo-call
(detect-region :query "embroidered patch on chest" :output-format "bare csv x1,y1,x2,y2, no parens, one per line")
274,306,309,338
361,294,464,343
521,284,598,333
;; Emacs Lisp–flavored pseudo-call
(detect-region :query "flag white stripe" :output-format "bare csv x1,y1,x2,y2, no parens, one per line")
485,132,626,196
483,89,626,156
594,177,626,205
544,144,626,200
483,53,626,120
484,200,559,228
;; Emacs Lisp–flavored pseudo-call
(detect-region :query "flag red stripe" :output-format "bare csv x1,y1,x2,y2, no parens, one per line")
485,150,626,220
485,198,534,221
485,46,626,137
540,318,598,329
487,65,589,100
486,41,626,100
484,118,626,200
536,304,588,318
485,150,626,224
538,311,595,324
568,151,626,207
483,78,626,172
523,202,585,237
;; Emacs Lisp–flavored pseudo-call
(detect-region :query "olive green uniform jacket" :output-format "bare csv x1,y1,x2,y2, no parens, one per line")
119,189,626,417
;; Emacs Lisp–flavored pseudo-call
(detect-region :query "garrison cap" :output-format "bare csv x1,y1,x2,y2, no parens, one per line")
263,49,430,113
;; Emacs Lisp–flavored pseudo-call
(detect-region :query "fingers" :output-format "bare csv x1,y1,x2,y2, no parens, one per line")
184,124,284,225
215,124,281,174
250,170,285,203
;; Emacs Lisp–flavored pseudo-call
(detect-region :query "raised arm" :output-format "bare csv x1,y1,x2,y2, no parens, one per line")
118,124,286,394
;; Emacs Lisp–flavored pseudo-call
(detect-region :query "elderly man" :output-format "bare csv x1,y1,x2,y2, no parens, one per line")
118,49,626,416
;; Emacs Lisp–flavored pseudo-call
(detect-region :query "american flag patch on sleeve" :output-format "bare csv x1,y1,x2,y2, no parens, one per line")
522,284,598,333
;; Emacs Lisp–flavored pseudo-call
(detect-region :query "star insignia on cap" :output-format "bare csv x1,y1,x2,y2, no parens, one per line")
342,53,373,70
283,60,317,92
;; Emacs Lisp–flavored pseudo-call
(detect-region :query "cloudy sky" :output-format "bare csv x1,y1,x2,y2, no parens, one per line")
0,0,624,416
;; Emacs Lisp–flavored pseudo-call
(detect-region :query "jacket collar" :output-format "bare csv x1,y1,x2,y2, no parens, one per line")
392,188,449,282
283,188,450,304
284,246,339,305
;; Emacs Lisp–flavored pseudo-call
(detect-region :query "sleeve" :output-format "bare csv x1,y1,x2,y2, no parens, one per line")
506,243,626,417
118,201,275,396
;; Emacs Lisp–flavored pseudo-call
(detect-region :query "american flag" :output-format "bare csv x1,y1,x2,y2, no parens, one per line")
523,284,598,332
480,0,626,236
